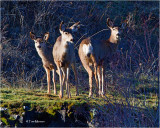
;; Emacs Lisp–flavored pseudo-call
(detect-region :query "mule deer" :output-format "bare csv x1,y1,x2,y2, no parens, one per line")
78,18,125,97
30,32,57,95
53,21,80,99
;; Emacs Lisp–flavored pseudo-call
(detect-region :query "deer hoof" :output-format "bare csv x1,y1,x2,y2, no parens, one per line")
59,94,62,99
68,94,71,98
96,93,99,97
101,93,105,97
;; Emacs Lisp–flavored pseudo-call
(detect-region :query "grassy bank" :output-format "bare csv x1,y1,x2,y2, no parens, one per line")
0,78,159,127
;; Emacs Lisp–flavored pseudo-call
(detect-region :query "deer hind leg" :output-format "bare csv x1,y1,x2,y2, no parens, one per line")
90,53,98,96
94,65,99,97
52,69,57,95
71,63,79,96
44,66,51,94
97,66,102,96
101,66,105,97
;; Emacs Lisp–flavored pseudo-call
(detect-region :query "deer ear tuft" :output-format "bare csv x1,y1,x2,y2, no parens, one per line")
30,32,36,40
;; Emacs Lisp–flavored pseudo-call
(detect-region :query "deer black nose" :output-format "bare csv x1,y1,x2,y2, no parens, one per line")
38,46,41,48
70,39,73,42
87,53,91,57
117,33,121,36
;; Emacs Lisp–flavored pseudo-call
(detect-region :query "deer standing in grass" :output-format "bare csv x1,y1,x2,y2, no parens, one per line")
30,32,57,95
53,21,80,99
78,18,124,97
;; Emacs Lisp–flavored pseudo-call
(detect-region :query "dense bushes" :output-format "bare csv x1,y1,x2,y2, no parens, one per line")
1,1,159,88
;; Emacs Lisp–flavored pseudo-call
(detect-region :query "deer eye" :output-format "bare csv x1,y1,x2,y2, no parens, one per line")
65,32,68,35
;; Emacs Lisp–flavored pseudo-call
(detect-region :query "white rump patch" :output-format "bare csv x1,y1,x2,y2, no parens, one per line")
82,43,93,56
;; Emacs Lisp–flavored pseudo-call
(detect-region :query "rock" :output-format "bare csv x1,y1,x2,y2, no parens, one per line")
0,121,3,126
59,110,66,122
23,106,30,111
0,107,7,111
19,116,23,123
11,114,20,120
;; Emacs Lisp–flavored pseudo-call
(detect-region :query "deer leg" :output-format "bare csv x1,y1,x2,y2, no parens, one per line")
97,66,102,96
84,65,93,97
52,69,57,95
89,70,93,97
44,67,51,94
94,65,99,97
101,66,105,97
61,68,67,94
58,67,63,99
71,63,79,96
66,67,71,98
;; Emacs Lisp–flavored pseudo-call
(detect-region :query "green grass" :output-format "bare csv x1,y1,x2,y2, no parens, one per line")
0,79,158,114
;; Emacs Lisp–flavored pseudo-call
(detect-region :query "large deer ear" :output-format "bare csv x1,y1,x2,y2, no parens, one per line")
44,32,49,41
30,32,36,40
107,18,114,28
69,21,80,32
59,21,65,34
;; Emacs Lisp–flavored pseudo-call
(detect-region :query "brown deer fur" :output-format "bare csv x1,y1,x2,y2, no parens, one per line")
30,32,57,95
78,18,122,97
53,21,80,99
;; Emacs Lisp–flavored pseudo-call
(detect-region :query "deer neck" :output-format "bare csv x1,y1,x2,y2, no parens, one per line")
108,32,118,44
35,44,48,60
106,39,119,53
61,36,73,46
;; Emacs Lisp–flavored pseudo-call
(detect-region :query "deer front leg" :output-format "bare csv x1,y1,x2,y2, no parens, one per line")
66,67,71,98
71,63,79,96
44,67,51,94
61,68,67,94
52,69,57,95
58,67,63,99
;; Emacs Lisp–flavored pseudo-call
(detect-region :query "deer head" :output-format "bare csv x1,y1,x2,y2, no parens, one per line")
107,18,127,43
30,32,49,49
59,21,80,43
107,18,121,43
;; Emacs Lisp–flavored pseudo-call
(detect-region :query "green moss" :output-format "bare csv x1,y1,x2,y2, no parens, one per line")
1,117,9,125
67,112,73,117
46,109,56,117
1,85,158,113
89,111,94,120
68,102,74,110
46,106,57,117
0,102,8,108
7,107,25,116
9,116,16,121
